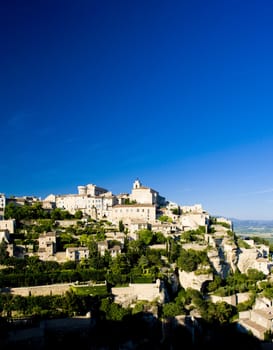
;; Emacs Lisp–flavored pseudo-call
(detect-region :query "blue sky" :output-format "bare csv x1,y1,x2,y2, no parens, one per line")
1,0,273,220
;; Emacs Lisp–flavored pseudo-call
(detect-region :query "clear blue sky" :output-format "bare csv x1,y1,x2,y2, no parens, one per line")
1,0,273,220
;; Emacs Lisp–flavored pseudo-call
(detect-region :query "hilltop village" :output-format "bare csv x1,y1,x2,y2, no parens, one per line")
0,180,273,348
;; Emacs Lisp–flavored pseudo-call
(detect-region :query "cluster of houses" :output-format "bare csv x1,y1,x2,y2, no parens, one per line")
0,179,208,262
1,180,273,340
1,179,208,228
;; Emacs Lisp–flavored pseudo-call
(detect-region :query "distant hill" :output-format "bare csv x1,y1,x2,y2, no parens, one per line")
231,219,273,237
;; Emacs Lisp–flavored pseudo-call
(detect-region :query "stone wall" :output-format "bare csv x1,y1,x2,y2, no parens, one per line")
6,282,73,296
238,307,273,340
112,280,164,306
56,220,79,227
209,292,250,306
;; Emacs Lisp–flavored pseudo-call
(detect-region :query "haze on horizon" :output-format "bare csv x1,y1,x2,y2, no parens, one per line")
1,0,273,221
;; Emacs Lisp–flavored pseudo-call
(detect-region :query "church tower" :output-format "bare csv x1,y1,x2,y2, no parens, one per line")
133,178,142,189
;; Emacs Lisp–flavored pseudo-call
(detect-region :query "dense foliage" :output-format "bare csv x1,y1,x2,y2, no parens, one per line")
1,208,273,348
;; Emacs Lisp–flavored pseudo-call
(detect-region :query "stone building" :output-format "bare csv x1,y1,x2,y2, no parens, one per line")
111,204,156,225
38,232,56,260
128,220,151,238
181,204,204,214
97,241,108,256
77,184,108,196
109,245,122,257
130,179,165,206
0,219,15,234
179,213,209,231
44,184,118,220
6,195,41,207
66,247,89,261
151,221,179,236
238,307,273,340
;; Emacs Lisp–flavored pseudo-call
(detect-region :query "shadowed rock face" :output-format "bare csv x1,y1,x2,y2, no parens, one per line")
2,315,263,350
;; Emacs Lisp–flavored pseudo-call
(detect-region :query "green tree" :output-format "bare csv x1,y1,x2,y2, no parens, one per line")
50,208,62,220
63,290,82,316
177,249,198,272
60,210,72,220
207,275,223,293
132,301,146,314
108,253,130,285
262,287,273,299
0,240,8,263
162,302,182,318
100,297,130,321
167,238,180,263
74,210,83,220
177,248,209,272
203,301,235,324
159,215,172,223
175,288,190,306
87,237,100,269
119,220,125,232
59,233,77,250
31,202,46,219
128,239,146,259
171,207,181,215
153,231,166,244
247,268,265,282
79,233,89,246
4,202,19,220
138,255,149,272
138,229,153,246
146,249,162,267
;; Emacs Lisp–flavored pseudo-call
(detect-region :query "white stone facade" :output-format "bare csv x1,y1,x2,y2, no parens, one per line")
0,219,15,234
151,222,178,236
50,192,117,219
130,179,165,206
128,220,151,234
181,204,204,214
111,204,156,224
112,280,164,306
179,213,209,231
77,184,108,196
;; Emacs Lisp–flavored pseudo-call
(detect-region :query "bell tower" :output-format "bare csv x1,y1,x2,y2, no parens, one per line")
133,178,142,189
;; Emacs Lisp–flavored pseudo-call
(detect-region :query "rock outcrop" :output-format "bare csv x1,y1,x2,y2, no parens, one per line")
178,269,213,292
